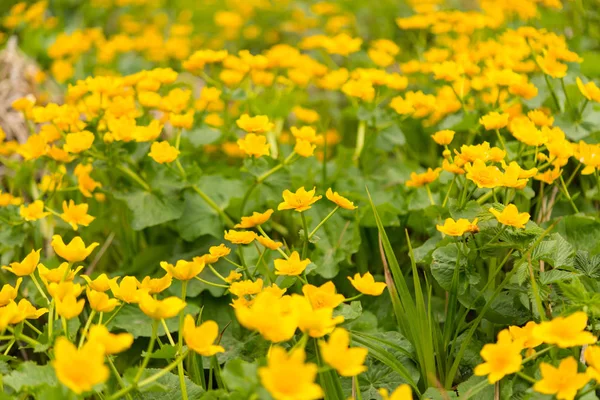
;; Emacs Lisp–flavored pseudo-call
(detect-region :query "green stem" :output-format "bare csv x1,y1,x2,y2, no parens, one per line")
425,185,435,205
516,372,537,384
301,212,309,259
560,78,574,116
208,265,228,283
134,320,158,382
161,319,176,346
194,276,229,289
30,274,49,303
117,165,151,192
344,294,364,302
191,185,234,227
178,281,188,400
103,304,124,327
559,175,579,213
352,120,366,165
79,310,96,349
442,176,456,208
308,206,339,239
24,320,42,336
107,356,132,400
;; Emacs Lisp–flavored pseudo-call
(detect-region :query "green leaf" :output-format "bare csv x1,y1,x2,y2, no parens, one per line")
115,190,183,231
4,362,57,392
555,215,600,253
133,369,204,400
335,301,362,321
531,233,575,269
186,127,221,147
574,250,600,278
456,375,493,400
221,359,259,394
540,269,582,285
108,304,200,338
431,243,475,294
175,191,222,240
422,387,459,399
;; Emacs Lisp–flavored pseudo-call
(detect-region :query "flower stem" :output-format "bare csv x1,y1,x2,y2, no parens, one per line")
161,319,175,346
178,281,188,400
30,274,49,303
308,206,339,239
301,212,310,259
194,276,229,289
103,303,124,327
78,310,96,349
117,165,151,192
352,120,366,165
134,320,158,382
191,185,234,227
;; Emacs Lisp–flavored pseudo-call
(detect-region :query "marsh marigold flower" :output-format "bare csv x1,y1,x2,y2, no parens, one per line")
326,188,357,210
406,168,441,188
87,289,120,313
51,235,99,262
60,200,95,230
319,328,367,376
436,218,479,236
52,337,109,394
465,160,502,188
294,139,316,157
274,251,311,276
348,272,386,296
2,249,41,276
259,346,323,400
183,315,225,356
431,129,455,145
257,235,283,250
278,187,322,212
160,259,205,281
63,131,95,154
533,311,597,348
302,282,345,309
585,346,600,382
533,357,590,400
576,77,600,102
379,385,413,400
474,329,523,383
341,79,375,102
138,293,186,320
235,209,273,229
224,229,257,244
19,200,50,221
149,141,179,164
82,273,118,292
236,114,274,133
110,276,143,304
0,278,22,306
138,273,173,294
237,133,270,158
296,296,344,338
480,112,510,130
38,263,83,284
55,294,85,319
88,324,134,355
489,204,530,229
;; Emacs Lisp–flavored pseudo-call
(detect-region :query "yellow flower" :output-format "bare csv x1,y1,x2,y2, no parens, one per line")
302,282,345,309
293,106,320,124
326,188,357,210
576,77,600,102
319,328,367,376
508,321,543,351
235,291,299,342
528,110,554,127
224,229,258,244
237,134,270,158
38,263,83,284
295,296,344,338
0,278,22,306
348,272,386,296
277,187,322,212
465,160,502,188
2,249,41,276
257,235,283,250
88,324,134,355
149,141,180,164
138,273,173,294
138,293,186,320
235,209,274,229
294,139,316,157
110,276,143,304
160,259,206,281
430,129,455,145
64,131,95,153
0,302,19,330
489,204,530,229
47,281,84,301
258,346,323,400
341,79,375,102
533,311,597,348
225,271,243,283
536,55,567,78
183,315,225,356
534,357,590,400
585,346,600,382
55,294,85,319
86,289,120,313
379,384,413,400
274,251,310,276
52,337,109,394
509,116,547,147
474,329,523,383
19,200,50,221
82,273,119,292
60,200,95,230
236,114,274,133
480,112,510,130
51,235,99,262
436,218,479,236
229,278,263,297
405,168,442,188
8,299,48,324
291,126,320,143
169,111,194,129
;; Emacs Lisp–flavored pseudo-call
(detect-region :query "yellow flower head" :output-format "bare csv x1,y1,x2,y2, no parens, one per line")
169,111,194,129
0,278,22,306
293,106,320,124
348,272,387,296
9,299,48,324
379,385,413,400
533,311,597,348
236,114,274,133
51,235,99,262
229,278,263,298
326,188,357,210
88,324,134,355
87,288,120,313
237,133,270,158
274,251,311,276
319,328,368,376
38,263,83,285
278,187,322,212
138,293,186,320
585,345,600,382
405,168,442,188
138,273,173,294
257,235,283,250
235,209,274,229
52,337,109,394
160,258,205,281
430,129,455,145
224,229,258,245
225,270,243,283
465,160,502,189
302,281,345,309
60,200,95,231
149,141,180,164
295,295,344,338
294,139,317,157
2,249,41,276
82,273,119,292
55,294,85,319
480,112,510,130
258,346,323,400
110,276,143,304
47,281,84,301
341,79,375,102
235,291,300,342
576,77,600,102
489,204,530,229
508,321,543,350
291,126,320,143
474,329,523,383
436,218,479,236
183,315,225,356
20,200,50,221
64,131,95,154
533,357,590,400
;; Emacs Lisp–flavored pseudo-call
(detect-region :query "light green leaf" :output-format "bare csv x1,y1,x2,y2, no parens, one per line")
4,362,57,392
115,190,183,231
